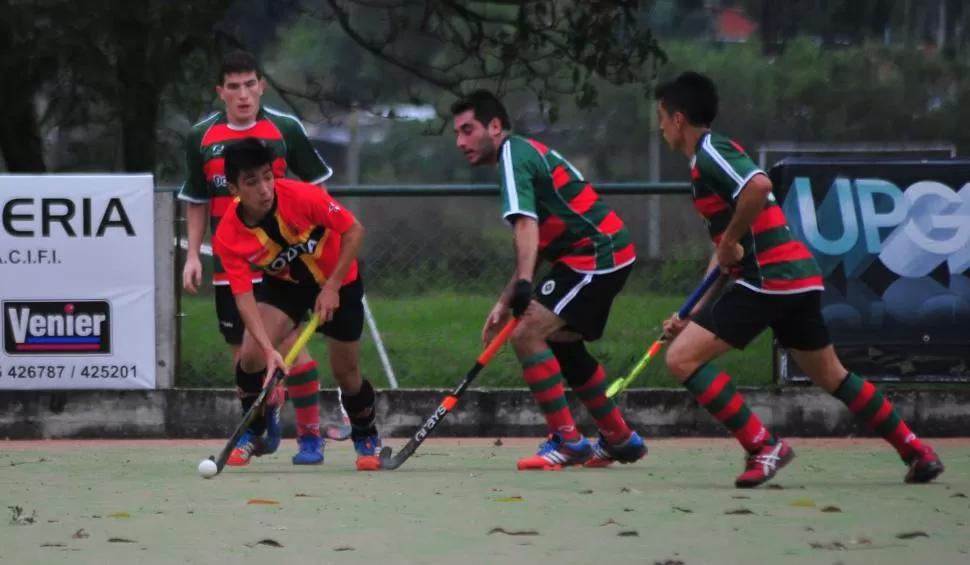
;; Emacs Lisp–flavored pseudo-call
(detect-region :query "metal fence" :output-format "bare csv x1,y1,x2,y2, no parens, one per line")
162,182,776,390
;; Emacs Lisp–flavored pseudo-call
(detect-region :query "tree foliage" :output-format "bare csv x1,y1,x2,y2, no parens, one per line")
265,0,665,123
1,0,666,174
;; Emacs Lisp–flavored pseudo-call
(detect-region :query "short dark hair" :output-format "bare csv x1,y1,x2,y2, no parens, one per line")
218,50,261,85
653,71,719,127
449,89,511,130
224,138,275,185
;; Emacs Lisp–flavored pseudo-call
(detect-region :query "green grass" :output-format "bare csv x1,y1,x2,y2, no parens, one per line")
176,291,774,388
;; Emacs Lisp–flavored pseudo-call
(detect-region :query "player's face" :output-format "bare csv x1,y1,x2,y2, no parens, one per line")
217,72,264,125
656,102,684,152
230,164,276,218
453,111,499,165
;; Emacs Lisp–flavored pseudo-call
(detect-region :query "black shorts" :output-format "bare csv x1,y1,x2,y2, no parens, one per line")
215,283,255,346
256,275,365,343
692,284,831,351
533,262,632,342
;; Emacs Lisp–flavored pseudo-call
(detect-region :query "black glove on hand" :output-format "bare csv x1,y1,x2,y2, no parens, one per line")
510,279,533,318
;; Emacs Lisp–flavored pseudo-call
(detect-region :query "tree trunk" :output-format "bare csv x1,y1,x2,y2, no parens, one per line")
119,92,161,173
0,2,46,172
0,81,47,172
114,37,161,173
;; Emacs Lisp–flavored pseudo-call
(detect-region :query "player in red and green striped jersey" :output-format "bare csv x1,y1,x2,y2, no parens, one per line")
654,71,943,488
451,90,646,471
178,51,342,467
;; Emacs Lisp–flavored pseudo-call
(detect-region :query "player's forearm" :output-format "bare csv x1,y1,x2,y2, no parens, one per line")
236,291,274,354
721,183,771,245
323,221,364,292
185,204,208,259
498,273,519,305
512,217,539,281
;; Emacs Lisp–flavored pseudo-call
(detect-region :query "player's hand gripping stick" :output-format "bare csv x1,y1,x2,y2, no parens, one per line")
207,314,320,475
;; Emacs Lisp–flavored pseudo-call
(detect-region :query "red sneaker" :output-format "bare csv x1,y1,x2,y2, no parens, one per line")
904,445,944,484
517,434,592,471
734,440,795,488
226,431,267,467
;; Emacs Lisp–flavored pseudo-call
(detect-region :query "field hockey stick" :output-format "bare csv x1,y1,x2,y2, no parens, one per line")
605,268,722,398
208,313,320,474
379,318,518,470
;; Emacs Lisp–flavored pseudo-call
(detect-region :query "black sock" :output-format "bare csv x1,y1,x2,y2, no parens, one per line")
236,363,267,436
340,379,378,439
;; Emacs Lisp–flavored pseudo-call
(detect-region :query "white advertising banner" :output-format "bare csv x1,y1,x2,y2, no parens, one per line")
0,174,156,389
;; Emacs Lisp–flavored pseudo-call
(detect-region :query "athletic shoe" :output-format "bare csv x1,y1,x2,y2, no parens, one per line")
904,445,944,484
227,430,267,467
291,434,325,465
517,433,593,470
354,435,382,471
583,431,648,468
735,439,795,488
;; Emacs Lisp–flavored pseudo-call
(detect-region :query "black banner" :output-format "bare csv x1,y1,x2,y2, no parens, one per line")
769,158,970,383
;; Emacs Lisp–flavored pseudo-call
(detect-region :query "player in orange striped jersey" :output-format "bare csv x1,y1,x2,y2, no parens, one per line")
178,51,339,466
655,71,943,488
212,138,383,472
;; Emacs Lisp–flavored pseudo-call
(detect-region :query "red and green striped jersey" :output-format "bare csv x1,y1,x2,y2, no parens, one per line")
498,135,635,272
177,106,333,285
691,131,824,294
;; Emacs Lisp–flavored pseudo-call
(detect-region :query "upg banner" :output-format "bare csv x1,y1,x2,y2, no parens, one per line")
0,174,156,389
770,158,970,383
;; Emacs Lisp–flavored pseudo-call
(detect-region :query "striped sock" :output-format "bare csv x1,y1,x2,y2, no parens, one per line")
522,351,581,442
286,361,321,438
833,373,923,459
685,364,774,453
573,365,631,443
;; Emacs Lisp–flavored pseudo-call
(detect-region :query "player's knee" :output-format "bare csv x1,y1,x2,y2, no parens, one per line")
548,340,597,389
664,342,699,382
332,363,360,389
238,355,263,374
235,362,264,396
328,344,360,386
340,378,375,417
236,341,265,374
510,314,545,348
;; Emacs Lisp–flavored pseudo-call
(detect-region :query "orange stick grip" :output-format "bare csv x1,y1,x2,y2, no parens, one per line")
477,319,518,365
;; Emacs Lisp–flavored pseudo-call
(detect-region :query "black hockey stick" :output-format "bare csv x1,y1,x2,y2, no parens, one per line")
378,319,518,470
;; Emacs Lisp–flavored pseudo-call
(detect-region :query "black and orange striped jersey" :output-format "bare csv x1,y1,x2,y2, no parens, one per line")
212,178,358,296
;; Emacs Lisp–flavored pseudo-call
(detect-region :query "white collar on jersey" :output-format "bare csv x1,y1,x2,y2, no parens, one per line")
226,120,258,131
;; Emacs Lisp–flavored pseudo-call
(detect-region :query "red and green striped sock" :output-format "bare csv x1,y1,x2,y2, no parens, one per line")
522,351,581,442
286,361,321,438
833,373,923,459
573,365,631,443
685,364,775,452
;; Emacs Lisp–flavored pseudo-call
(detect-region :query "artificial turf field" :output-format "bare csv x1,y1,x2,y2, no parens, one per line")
1,438,968,565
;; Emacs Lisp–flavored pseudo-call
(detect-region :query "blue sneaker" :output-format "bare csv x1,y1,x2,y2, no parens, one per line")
584,431,648,467
263,405,283,455
353,434,382,471
517,433,592,470
227,429,267,467
291,434,325,465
